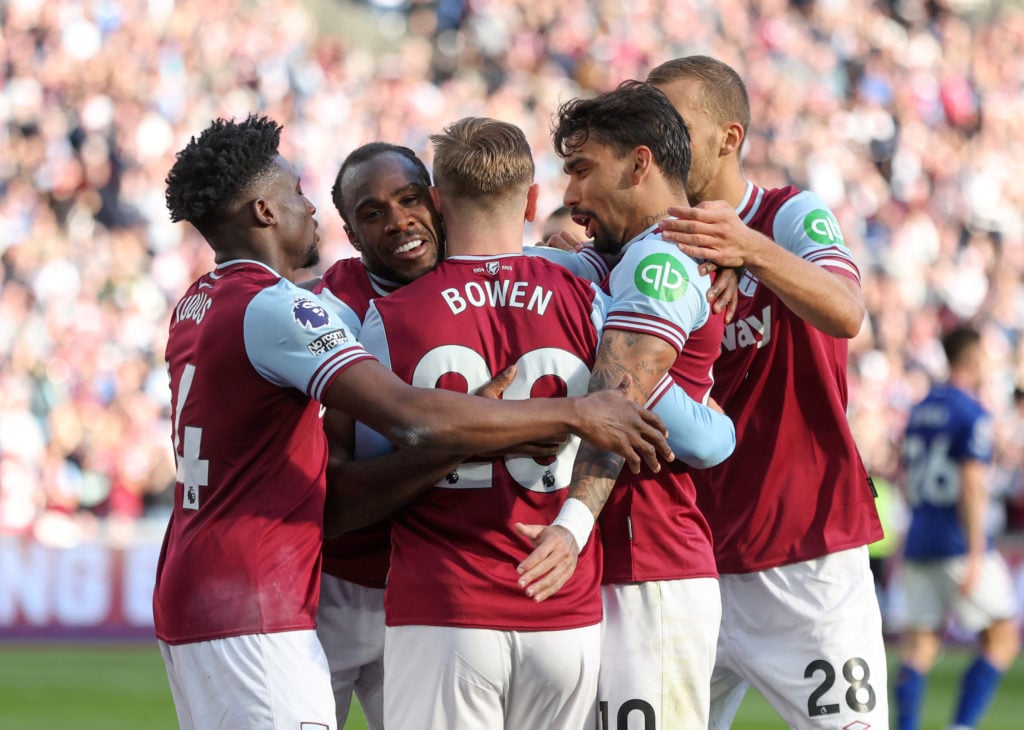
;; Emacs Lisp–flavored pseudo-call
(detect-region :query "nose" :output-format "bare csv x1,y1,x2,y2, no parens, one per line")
563,179,579,209
383,203,412,233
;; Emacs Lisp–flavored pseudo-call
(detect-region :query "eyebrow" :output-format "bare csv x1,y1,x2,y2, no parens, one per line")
353,182,425,211
562,155,591,175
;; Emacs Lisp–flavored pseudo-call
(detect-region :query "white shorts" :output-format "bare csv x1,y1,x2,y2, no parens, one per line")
902,551,1019,634
384,623,600,730
598,578,721,730
316,574,386,730
711,546,889,730
158,629,336,730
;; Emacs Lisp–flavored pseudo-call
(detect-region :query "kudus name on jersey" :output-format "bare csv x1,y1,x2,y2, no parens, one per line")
722,305,772,351
441,280,554,316
174,292,212,325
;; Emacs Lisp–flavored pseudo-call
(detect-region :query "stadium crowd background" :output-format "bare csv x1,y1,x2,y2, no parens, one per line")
2,0,1024,570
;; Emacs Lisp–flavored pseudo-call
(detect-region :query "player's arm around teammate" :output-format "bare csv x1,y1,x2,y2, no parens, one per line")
323,365,560,535
658,200,863,336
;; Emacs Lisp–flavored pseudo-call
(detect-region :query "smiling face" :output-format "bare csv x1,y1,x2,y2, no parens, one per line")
561,136,638,256
340,152,443,284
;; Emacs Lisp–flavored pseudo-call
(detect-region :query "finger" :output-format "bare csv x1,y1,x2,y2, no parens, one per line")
517,544,559,585
622,446,641,474
725,295,738,324
516,534,552,574
631,436,662,474
514,522,543,545
699,261,718,276
639,411,674,463
562,230,586,251
543,232,583,252
664,205,698,221
523,562,573,602
474,364,517,399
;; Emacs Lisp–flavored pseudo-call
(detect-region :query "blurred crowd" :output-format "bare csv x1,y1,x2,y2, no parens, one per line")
2,0,1024,547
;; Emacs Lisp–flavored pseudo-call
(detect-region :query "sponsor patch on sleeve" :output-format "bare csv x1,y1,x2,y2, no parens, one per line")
633,253,689,302
307,328,353,355
803,209,845,246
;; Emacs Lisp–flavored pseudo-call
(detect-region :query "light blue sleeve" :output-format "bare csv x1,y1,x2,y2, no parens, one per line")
351,302,397,459
316,285,366,339
773,191,859,279
242,281,370,401
652,384,735,468
605,237,711,351
522,244,610,283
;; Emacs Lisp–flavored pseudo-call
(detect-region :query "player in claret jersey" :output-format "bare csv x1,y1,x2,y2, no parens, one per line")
357,116,733,730
519,80,735,730
649,56,888,729
154,114,673,730
896,326,1019,730
313,140,733,730
312,143,447,730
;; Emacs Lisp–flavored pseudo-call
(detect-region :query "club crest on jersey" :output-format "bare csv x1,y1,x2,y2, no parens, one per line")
485,260,500,276
739,269,759,297
634,253,689,302
292,297,330,329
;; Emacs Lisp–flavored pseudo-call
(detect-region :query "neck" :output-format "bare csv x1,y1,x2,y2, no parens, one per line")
213,235,293,281
443,215,525,257
948,371,978,394
625,185,680,241
707,160,749,209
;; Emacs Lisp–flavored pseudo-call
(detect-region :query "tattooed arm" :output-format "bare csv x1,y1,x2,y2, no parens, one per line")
514,329,677,601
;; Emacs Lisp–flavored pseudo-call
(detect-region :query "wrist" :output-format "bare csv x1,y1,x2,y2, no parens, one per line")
552,497,595,551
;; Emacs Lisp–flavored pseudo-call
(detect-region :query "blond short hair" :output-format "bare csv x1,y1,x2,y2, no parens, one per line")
430,117,534,210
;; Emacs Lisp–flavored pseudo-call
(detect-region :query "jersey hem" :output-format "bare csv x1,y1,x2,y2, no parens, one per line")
384,615,602,631
716,533,880,574
155,621,317,646
601,567,719,584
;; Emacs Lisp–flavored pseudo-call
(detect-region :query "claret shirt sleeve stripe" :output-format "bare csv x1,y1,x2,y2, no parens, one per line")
308,347,376,402
604,312,688,353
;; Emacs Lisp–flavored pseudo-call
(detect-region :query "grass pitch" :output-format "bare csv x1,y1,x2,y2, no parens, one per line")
0,643,1020,728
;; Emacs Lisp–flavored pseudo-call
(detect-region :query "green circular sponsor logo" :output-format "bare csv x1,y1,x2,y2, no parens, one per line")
634,253,689,302
803,209,845,246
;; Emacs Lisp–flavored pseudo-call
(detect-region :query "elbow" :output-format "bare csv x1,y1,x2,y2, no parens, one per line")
838,311,865,340
820,308,865,340
835,297,866,339
678,421,736,469
692,427,736,469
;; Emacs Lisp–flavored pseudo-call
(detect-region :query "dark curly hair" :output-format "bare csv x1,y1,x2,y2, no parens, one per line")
165,114,283,229
331,142,431,225
552,80,691,192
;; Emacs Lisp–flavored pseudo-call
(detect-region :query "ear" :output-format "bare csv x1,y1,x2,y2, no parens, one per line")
720,121,745,158
251,198,275,226
631,146,654,185
344,224,361,251
429,186,442,214
524,183,539,223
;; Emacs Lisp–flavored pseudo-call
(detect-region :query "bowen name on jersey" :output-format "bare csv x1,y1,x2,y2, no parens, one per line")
441,280,554,316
